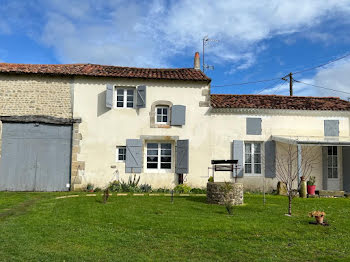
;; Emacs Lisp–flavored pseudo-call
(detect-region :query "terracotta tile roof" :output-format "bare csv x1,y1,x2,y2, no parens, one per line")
0,63,211,82
210,94,350,111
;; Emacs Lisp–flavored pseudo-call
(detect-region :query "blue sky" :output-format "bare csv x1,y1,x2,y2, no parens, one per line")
1,0,350,97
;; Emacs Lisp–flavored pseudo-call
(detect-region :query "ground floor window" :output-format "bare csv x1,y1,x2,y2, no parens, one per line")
244,142,262,175
327,146,338,178
146,143,172,171
116,146,126,161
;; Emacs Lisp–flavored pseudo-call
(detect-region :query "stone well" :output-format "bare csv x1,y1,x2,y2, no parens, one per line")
207,182,244,205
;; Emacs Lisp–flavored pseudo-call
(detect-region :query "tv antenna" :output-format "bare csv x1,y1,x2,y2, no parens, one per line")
202,35,219,73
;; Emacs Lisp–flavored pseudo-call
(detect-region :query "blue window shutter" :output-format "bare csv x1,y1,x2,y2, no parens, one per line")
324,120,339,136
232,140,243,177
343,147,350,192
322,147,328,190
246,118,262,135
136,85,146,108
125,139,143,173
171,105,186,126
176,140,189,173
264,141,276,178
106,84,114,108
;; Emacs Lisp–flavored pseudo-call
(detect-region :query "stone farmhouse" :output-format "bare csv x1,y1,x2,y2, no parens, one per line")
0,53,350,193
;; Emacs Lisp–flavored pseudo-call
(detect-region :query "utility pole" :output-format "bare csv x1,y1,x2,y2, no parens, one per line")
289,72,293,96
282,72,293,96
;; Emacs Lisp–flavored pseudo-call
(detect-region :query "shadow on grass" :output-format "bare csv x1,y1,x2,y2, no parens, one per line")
0,198,40,220
182,196,207,204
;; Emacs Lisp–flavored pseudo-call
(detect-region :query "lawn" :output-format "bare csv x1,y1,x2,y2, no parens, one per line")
0,193,349,262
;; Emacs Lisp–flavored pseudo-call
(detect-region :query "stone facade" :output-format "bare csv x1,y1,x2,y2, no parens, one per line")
70,122,85,190
207,182,244,205
0,74,72,118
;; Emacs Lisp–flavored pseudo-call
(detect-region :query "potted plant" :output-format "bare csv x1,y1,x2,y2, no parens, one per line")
307,176,316,195
309,210,326,224
86,183,94,192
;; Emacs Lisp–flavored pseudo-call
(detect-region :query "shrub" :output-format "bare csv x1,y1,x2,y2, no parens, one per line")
190,188,206,194
139,184,152,193
220,182,234,216
94,187,102,192
152,188,170,193
208,176,214,182
174,184,191,194
108,180,121,192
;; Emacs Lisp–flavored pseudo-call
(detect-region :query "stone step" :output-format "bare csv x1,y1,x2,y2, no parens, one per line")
318,190,344,197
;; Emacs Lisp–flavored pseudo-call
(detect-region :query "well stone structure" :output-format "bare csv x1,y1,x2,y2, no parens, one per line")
207,182,244,205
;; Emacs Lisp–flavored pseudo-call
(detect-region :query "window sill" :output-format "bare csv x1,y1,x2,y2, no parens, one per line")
244,173,263,177
145,169,173,174
153,124,171,128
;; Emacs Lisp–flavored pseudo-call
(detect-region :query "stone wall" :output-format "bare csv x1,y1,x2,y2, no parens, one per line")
0,74,72,118
207,182,244,205
70,122,85,191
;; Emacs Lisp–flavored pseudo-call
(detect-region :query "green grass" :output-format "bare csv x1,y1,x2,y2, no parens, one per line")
0,193,349,262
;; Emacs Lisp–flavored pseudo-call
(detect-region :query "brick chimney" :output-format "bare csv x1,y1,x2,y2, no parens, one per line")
194,52,200,70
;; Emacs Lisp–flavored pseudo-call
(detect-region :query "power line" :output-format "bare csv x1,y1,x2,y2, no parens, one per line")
255,79,285,94
294,79,350,95
211,52,350,88
293,53,350,75
212,77,282,87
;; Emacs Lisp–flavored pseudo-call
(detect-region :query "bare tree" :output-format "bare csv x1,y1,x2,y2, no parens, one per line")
275,143,319,216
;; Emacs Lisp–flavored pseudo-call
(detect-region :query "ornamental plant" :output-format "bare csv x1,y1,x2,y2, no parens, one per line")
173,184,191,194
309,211,326,217
307,176,316,186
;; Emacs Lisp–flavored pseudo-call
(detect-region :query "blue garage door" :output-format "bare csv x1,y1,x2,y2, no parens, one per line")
0,123,72,191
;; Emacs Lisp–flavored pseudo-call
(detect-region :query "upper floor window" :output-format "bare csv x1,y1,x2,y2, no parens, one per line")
116,88,134,108
244,142,262,175
156,106,169,124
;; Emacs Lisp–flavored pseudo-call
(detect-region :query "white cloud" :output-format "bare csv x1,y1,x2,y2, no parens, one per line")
3,0,350,69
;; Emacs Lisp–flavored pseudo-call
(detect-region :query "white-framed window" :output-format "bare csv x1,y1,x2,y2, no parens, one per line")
155,106,169,124
116,88,135,108
146,142,172,171
327,146,338,178
116,146,126,162
244,142,262,175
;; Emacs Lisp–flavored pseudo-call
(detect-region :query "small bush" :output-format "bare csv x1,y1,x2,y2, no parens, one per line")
139,184,152,193
108,180,121,192
225,202,234,215
174,184,191,194
220,182,234,216
152,188,170,193
208,176,214,182
94,187,102,192
190,188,206,194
